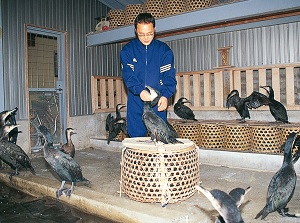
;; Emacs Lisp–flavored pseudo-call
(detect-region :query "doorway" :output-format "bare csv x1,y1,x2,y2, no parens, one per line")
26,26,67,152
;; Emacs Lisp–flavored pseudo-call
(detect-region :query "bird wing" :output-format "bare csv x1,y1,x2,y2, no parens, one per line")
266,166,296,211
105,113,114,131
176,104,196,120
46,149,84,182
166,121,178,138
245,91,270,109
269,100,289,123
226,94,239,108
143,111,171,144
0,141,35,173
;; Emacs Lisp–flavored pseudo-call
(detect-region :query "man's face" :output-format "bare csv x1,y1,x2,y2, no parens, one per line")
135,23,155,46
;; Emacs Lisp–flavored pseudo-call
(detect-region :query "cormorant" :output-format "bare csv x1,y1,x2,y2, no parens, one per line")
60,128,76,158
195,185,245,223
38,125,89,199
228,186,252,207
0,107,19,144
174,97,197,122
215,186,252,223
226,89,270,123
255,132,299,220
0,124,35,178
106,104,127,144
260,85,289,123
142,86,182,144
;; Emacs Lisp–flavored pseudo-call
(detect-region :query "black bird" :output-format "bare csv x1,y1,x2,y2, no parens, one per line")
105,113,114,132
60,128,76,158
143,86,182,144
195,185,245,223
228,186,252,207
260,85,289,123
255,132,299,220
226,89,270,123
0,107,19,144
215,186,252,223
0,124,35,178
38,125,89,199
174,97,197,122
166,120,178,139
106,104,127,144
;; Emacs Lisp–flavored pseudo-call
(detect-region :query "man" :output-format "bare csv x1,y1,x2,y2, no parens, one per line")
120,13,177,137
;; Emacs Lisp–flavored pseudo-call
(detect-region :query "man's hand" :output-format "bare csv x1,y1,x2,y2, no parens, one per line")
157,96,168,111
140,90,152,101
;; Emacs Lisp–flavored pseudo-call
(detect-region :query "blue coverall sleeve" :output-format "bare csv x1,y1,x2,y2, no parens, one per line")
160,47,177,99
120,48,145,95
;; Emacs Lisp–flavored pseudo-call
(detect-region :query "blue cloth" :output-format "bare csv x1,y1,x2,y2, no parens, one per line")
121,38,177,137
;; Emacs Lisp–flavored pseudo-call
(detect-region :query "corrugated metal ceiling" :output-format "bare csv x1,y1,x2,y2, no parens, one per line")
98,0,145,10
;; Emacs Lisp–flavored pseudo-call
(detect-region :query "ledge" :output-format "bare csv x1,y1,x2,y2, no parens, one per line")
86,0,300,47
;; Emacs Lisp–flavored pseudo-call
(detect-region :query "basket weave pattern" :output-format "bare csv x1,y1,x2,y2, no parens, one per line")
224,124,252,151
164,0,186,16
144,0,165,18
176,122,201,146
108,9,125,28
125,4,144,25
200,122,224,149
186,0,213,11
168,120,300,154
251,125,282,153
121,144,200,204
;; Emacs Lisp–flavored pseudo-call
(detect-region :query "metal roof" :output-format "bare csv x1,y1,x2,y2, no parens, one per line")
98,0,145,10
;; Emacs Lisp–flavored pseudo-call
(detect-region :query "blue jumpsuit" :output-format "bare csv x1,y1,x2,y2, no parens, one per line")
120,38,177,137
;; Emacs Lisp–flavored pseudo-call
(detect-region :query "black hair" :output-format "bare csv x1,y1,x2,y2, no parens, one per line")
134,13,155,29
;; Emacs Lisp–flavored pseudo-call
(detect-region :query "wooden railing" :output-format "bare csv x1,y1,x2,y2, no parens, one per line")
91,76,127,113
91,63,300,112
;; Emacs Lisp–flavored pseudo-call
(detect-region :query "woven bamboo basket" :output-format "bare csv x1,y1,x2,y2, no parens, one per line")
176,122,201,146
144,0,165,18
125,4,144,25
280,124,300,155
167,118,181,133
108,9,125,28
200,122,225,149
120,138,200,206
164,0,186,16
186,0,213,11
251,124,282,153
224,123,252,151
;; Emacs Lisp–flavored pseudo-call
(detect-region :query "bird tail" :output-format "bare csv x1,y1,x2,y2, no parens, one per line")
29,166,36,175
82,178,92,188
255,208,269,220
170,138,184,144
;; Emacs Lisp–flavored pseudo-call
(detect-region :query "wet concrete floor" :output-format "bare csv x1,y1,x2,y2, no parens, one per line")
0,140,300,223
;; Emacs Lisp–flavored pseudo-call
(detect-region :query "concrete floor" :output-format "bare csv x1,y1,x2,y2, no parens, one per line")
1,138,300,223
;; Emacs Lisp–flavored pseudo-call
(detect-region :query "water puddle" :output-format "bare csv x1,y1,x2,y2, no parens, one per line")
0,182,116,223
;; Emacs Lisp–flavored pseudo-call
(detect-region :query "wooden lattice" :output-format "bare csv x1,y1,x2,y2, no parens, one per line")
176,122,201,146
120,138,200,205
108,9,125,28
186,0,213,11
200,122,225,149
224,124,252,151
125,4,144,25
251,124,282,153
144,0,165,18
164,0,186,16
